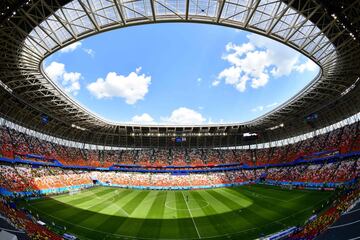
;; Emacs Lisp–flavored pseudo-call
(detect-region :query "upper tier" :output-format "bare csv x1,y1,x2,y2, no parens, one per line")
1,119,359,168
0,0,360,147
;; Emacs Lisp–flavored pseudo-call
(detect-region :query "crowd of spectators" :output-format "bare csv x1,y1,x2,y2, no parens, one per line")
265,158,359,183
0,159,358,239
0,196,62,240
0,165,93,192
0,120,359,240
0,157,358,192
289,184,360,239
93,170,260,187
0,121,360,168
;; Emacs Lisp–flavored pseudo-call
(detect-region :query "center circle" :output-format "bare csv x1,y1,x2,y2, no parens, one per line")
165,199,209,211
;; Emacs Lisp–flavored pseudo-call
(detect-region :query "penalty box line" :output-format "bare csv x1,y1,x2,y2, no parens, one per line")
90,189,130,217
182,192,202,239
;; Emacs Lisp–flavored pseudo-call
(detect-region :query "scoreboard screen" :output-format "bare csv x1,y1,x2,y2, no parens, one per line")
41,114,49,124
173,137,186,143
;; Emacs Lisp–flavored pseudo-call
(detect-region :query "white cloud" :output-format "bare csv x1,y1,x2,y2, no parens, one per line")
212,80,220,86
161,107,206,125
294,59,318,73
217,33,319,92
44,61,65,82
83,48,95,57
44,61,81,95
251,102,278,112
63,72,81,95
197,78,202,82
60,42,82,53
251,106,264,112
266,102,278,108
131,113,154,124
86,68,151,104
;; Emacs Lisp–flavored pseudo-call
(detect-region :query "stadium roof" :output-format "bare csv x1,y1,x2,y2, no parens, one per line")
0,0,360,148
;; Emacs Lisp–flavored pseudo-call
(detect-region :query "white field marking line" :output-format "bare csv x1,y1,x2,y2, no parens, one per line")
344,207,360,215
216,188,252,206
0,227,26,233
30,189,100,205
348,236,360,240
52,186,100,199
35,189,130,217
201,190,244,215
30,206,204,240
47,188,105,203
29,195,319,240
182,191,202,239
242,188,308,203
164,200,209,211
97,189,130,217
328,219,360,229
27,189,328,240
241,189,287,202
71,190,119,209
138,192,167,205
246,197,331,232
27,207,149,239
33,205,258,240
285,193,307,202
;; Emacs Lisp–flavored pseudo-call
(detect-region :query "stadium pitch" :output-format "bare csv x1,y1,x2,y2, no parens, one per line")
22,185,333,239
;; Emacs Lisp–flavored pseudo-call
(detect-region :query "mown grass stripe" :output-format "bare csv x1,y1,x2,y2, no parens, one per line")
124,190,151,215
231,187,306,231
48,189,128,232
175,191,191,218
52,186,105,201
26,205,111,240
29,187,110,210
104,188,145,212
22,185,334,240
57,187,115,206
216,187,253,206
162,190,177,219
198,189,235,213
27,188,118,224
160,191,181,238
136,191,168,238
188,191,222,237
237,187,298,216
207,189,244,210
72,189,125,210
95,189,133,216
206,189,281,231
114,190,152,236
199,189,254,234
175,191,199,239
77,188,134,231
34,188,128,231
132,191,158,217
182,191,201,239
92,191,143,237
145,191,167,219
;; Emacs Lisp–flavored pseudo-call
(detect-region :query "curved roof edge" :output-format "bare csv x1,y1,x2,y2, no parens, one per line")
0,0,359,147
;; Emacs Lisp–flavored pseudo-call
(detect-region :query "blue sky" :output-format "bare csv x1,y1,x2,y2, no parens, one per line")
44,23,319,125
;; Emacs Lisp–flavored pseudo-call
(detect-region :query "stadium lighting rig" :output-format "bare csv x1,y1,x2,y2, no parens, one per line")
0,0,359,148
0,2,360,237
318,1,359,42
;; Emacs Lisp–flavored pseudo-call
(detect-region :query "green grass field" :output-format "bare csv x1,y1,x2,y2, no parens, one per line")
22,185,334,239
